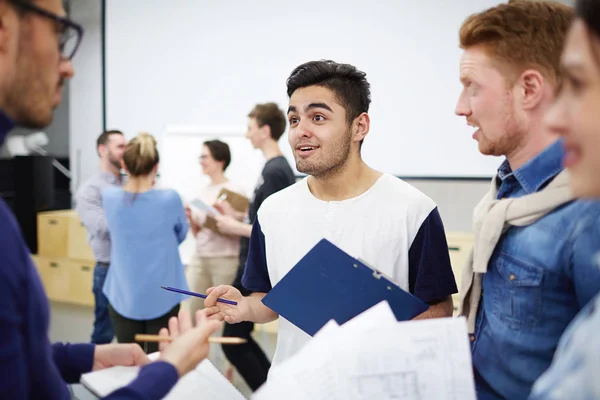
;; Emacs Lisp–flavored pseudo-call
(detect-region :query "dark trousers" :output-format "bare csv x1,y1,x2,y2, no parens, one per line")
222,321,271,391
108,303,180,354
223,266,271,391
91,263,114,344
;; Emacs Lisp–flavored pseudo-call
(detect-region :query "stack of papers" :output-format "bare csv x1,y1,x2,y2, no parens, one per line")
81,352,245,400
252,301,476,400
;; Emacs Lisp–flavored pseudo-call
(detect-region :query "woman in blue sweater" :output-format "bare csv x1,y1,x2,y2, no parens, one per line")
102,133,190,354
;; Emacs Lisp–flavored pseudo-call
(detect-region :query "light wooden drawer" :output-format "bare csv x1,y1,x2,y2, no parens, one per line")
67,216,95,261
37,212,69,258
37,210,94,261
447,232,475,313
254,319,279,335
36,256,95,307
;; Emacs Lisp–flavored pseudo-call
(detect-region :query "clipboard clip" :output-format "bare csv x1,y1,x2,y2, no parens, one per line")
356,257,383,279
356,257,394,291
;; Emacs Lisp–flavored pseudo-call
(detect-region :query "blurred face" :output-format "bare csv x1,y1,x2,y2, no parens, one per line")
199,145,223,176
4,0,75,129
456,46,523,157
245,117,269,149
545,20,600,198
99,134,125,170
287,85,355,178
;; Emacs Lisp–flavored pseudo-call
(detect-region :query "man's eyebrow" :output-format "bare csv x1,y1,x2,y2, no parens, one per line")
287,102,334,115
305,102,333,113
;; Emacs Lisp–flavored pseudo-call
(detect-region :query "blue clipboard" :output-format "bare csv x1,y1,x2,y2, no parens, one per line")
261,238,429,336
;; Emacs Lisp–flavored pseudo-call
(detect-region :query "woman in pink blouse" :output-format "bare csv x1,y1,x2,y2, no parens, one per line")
184,140,247,317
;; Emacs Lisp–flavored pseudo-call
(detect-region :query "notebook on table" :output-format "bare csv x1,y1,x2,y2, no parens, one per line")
80,352,245,400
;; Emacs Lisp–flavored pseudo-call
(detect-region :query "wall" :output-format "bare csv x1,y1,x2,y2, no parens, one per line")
407,179,489,232
69,0,103,194
105,0,507,179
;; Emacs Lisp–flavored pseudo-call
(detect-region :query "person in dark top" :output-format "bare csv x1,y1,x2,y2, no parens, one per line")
0,1,221,399
214,102,295,391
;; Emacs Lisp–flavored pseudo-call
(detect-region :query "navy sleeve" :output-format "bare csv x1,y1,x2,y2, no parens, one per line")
408,207,458,304
241,217,272,293
51,342,95,383
0,256,33,399
103,361,179,400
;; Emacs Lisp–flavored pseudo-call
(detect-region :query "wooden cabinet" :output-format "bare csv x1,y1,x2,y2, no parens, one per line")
34,209,95,307
446,232,474,314
37,210,94,261
32,255,95,307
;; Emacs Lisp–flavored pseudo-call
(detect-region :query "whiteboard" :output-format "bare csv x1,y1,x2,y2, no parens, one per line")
158,125,265,264
106,0,504,178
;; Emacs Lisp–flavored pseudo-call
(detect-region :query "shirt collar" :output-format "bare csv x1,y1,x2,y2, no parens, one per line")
99,170,122,185
496,138,565,194
0,110,16,147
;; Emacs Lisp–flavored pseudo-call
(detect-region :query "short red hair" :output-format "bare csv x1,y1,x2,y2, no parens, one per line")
459,1,574,87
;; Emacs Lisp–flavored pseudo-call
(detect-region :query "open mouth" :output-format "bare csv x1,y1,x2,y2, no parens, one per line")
296,145,319,157
467,122,480,139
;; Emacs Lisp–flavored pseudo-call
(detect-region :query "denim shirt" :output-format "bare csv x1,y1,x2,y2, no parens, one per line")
472,139,600,400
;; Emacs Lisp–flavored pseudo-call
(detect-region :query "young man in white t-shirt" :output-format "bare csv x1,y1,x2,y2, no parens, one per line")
205,60,458,369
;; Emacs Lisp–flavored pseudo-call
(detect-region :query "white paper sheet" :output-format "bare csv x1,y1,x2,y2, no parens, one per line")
189,198,221,216
81,352,245,400
341,300,398,331
253,302,476,400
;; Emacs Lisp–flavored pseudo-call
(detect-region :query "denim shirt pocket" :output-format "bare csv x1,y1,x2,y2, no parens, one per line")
492,253,544,330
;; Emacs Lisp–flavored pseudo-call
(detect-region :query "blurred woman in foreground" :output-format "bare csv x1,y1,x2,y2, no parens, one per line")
530,0,600,397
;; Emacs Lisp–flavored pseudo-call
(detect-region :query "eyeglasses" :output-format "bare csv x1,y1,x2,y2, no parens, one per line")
12,1,84,61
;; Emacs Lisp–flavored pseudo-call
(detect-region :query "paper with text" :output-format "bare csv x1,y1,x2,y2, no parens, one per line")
253,303,476,400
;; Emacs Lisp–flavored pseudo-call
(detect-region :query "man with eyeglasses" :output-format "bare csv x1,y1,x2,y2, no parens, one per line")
0,1,222,399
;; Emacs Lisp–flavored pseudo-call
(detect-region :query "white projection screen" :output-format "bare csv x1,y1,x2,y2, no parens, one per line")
105,0,505,179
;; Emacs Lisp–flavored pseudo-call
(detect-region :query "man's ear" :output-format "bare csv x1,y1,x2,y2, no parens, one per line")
353,113,370,144
519,69,545,110
262,125,272,141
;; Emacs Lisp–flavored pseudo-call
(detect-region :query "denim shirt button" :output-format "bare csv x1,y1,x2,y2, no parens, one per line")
470,334,475,342
509,273,516,281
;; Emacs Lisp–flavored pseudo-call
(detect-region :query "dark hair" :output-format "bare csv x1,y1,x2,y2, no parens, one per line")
96,130,123,155
203,140,231,171
247,102,287,141
286,60,371,127
122,133,159,177
577,0,600,37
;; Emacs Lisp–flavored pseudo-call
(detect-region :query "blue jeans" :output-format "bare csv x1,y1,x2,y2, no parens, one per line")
91,263,114,344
